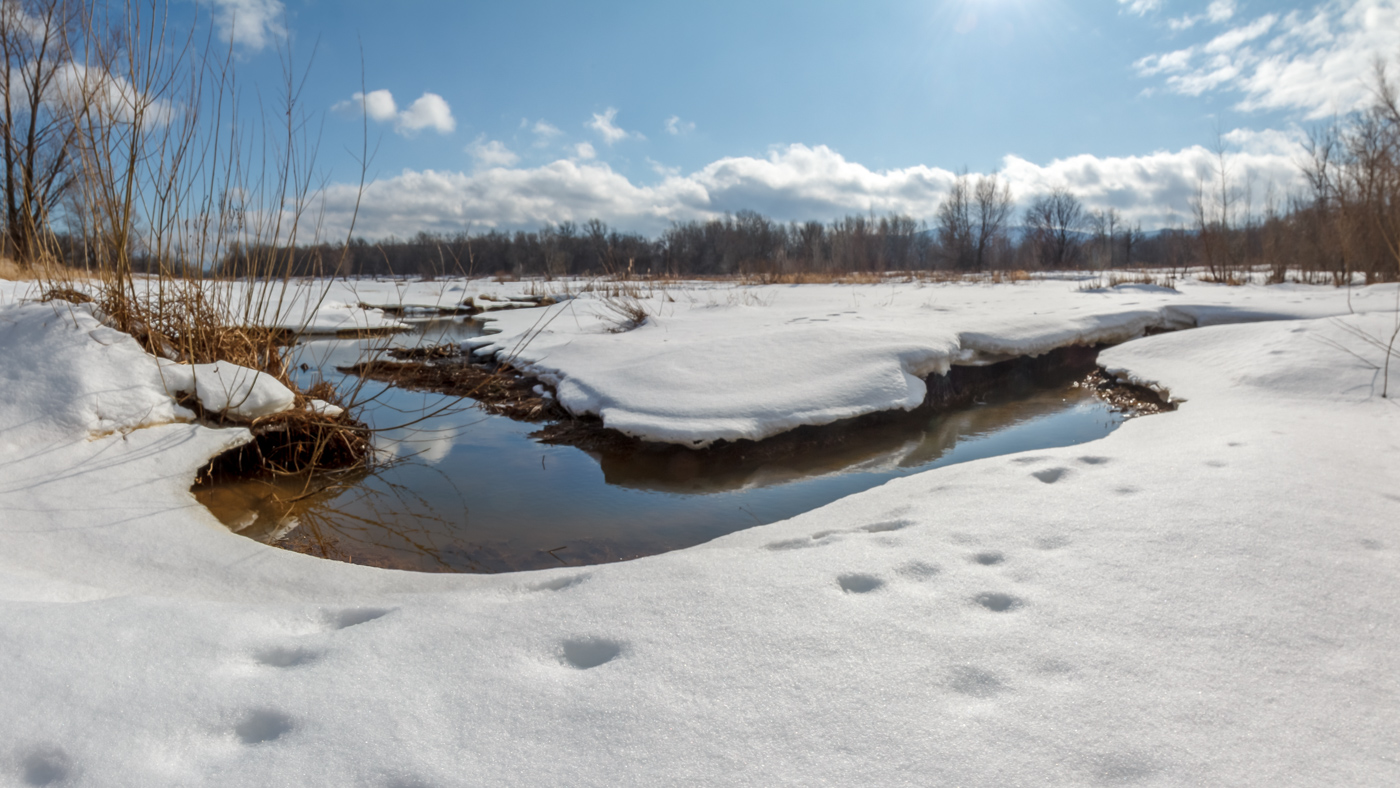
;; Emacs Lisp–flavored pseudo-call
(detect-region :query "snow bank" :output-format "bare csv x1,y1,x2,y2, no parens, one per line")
0,302,198,440
465,279,1395,445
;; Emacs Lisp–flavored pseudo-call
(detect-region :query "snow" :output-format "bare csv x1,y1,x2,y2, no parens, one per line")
1,277,1398,785
465,278,1393,445
306,399,344,417
157,360,296,422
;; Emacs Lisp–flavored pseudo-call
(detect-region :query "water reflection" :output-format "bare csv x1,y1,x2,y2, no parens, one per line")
593,389,1107,494
197,324,1124,573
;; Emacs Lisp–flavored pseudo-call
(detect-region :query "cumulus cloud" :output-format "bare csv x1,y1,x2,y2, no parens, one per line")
338,89,397,122
397,93,455,134
588,107,643,144
573,142,597,160
665,115,696,136
466,135,519,168
9,60,175,127
206,0,286,51
999,134,1304,227
1136,0,1400,117
311,138,1307,239
333,89,456,136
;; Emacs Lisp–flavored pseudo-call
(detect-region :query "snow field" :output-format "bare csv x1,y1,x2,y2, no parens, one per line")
0,280,1396,785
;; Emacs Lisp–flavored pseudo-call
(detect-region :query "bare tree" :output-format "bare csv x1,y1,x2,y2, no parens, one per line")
935,171,973,270
972,173,1012,271
1122,220,1141,267
0,0,86,263
1024,188,1085,269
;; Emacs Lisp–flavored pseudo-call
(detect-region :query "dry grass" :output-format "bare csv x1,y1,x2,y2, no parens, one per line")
597,295,651,332
1078,270,1179,291
0,256,85,282
990,269,1032,284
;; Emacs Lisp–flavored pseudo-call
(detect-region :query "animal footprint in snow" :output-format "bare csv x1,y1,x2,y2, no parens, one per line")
897,561,940,581
234,710,294,745
974,592,1023,612
529,574,590,592
560,638,622,669
1032,467,1069,484
324,607,391,630
18,746,72,786
766,530,839,551
1077,456,1110,465
253,646,321,668
972,551,1005,566
837,574,885,594
860,519,912,534
948,666,1005,698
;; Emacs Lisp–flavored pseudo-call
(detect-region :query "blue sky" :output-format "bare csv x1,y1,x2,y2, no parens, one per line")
200,0,1398,236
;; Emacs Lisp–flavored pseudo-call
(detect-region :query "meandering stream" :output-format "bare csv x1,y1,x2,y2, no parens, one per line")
196,317,1125,572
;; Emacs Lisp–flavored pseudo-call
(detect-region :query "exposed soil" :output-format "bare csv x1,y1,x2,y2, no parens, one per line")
340,357,567,422
1077,369,1178,416
386,343,460,361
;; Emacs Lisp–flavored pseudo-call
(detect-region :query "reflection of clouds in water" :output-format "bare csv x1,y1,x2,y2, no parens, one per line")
379,430,459,465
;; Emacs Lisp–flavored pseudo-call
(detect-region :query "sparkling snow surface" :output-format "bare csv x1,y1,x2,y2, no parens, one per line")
0,278,1397,786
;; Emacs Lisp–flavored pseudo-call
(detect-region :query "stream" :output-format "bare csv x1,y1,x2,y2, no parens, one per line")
195,317,1126,572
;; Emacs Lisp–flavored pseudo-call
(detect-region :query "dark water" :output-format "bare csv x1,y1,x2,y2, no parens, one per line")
196,318,1124,572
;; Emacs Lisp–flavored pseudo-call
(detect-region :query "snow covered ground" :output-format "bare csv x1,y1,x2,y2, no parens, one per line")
0,277,1397,786
464,277,1394,445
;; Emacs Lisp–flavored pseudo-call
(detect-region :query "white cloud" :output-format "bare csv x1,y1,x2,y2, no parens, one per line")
397,93,455,135
334,89,398,122
1119,0,1163,16
665,115,696,135
588,107,643,144
648,158,681,177
11,61,176,128
1169,0,1238,31
529,119,563,146
466,135,519,168
1207,0,1237,23
333,89,456,136
573,142,597,160
312,137,1307,239
206,0,286,51
1136,0,1400,118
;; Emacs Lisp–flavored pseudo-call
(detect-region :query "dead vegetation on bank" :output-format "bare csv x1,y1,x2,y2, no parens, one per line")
0,0,376,478
342,356,566,423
